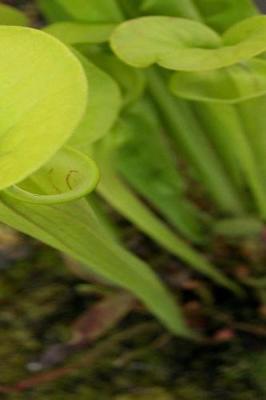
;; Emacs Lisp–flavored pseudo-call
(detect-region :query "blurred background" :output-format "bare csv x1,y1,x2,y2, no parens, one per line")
256,0,266,11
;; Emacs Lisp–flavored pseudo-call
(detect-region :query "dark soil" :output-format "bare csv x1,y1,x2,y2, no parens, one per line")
0,225,266,400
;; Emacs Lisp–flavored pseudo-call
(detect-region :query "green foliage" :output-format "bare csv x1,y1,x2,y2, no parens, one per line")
44,22,116,45
4,146,99,204
111,17,221,70
196,0,258,32
113,100,203,241
111,16,266,71
36,0,71,22
51,0,123,23
139,0,202,20
1,0,265,338
0,195,191,337
170,59,266,104
69,53,122,146
94,135,238,293
0,3,28,26
0,26,87,191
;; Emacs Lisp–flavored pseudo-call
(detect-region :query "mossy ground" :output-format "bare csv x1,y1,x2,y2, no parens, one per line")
0,229,266,400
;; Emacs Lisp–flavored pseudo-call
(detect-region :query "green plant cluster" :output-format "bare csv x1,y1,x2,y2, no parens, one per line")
0,0,265,337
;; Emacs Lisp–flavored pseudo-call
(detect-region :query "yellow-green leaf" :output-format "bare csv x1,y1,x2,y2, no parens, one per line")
170,59,266,103
0,3,28,26
0,26,87,190
111,16,266,71
4,146,99,204
69,53,122,147
56,0,123,23
44,22,116,45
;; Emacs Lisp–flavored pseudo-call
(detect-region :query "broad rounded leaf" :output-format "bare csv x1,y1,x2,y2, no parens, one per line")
44,22,116,45
69,53,122,148
111,17,221,71
4,146,99,204
0,3,28,26
111,16,266,71
170,59,266,103
0,26,87,190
